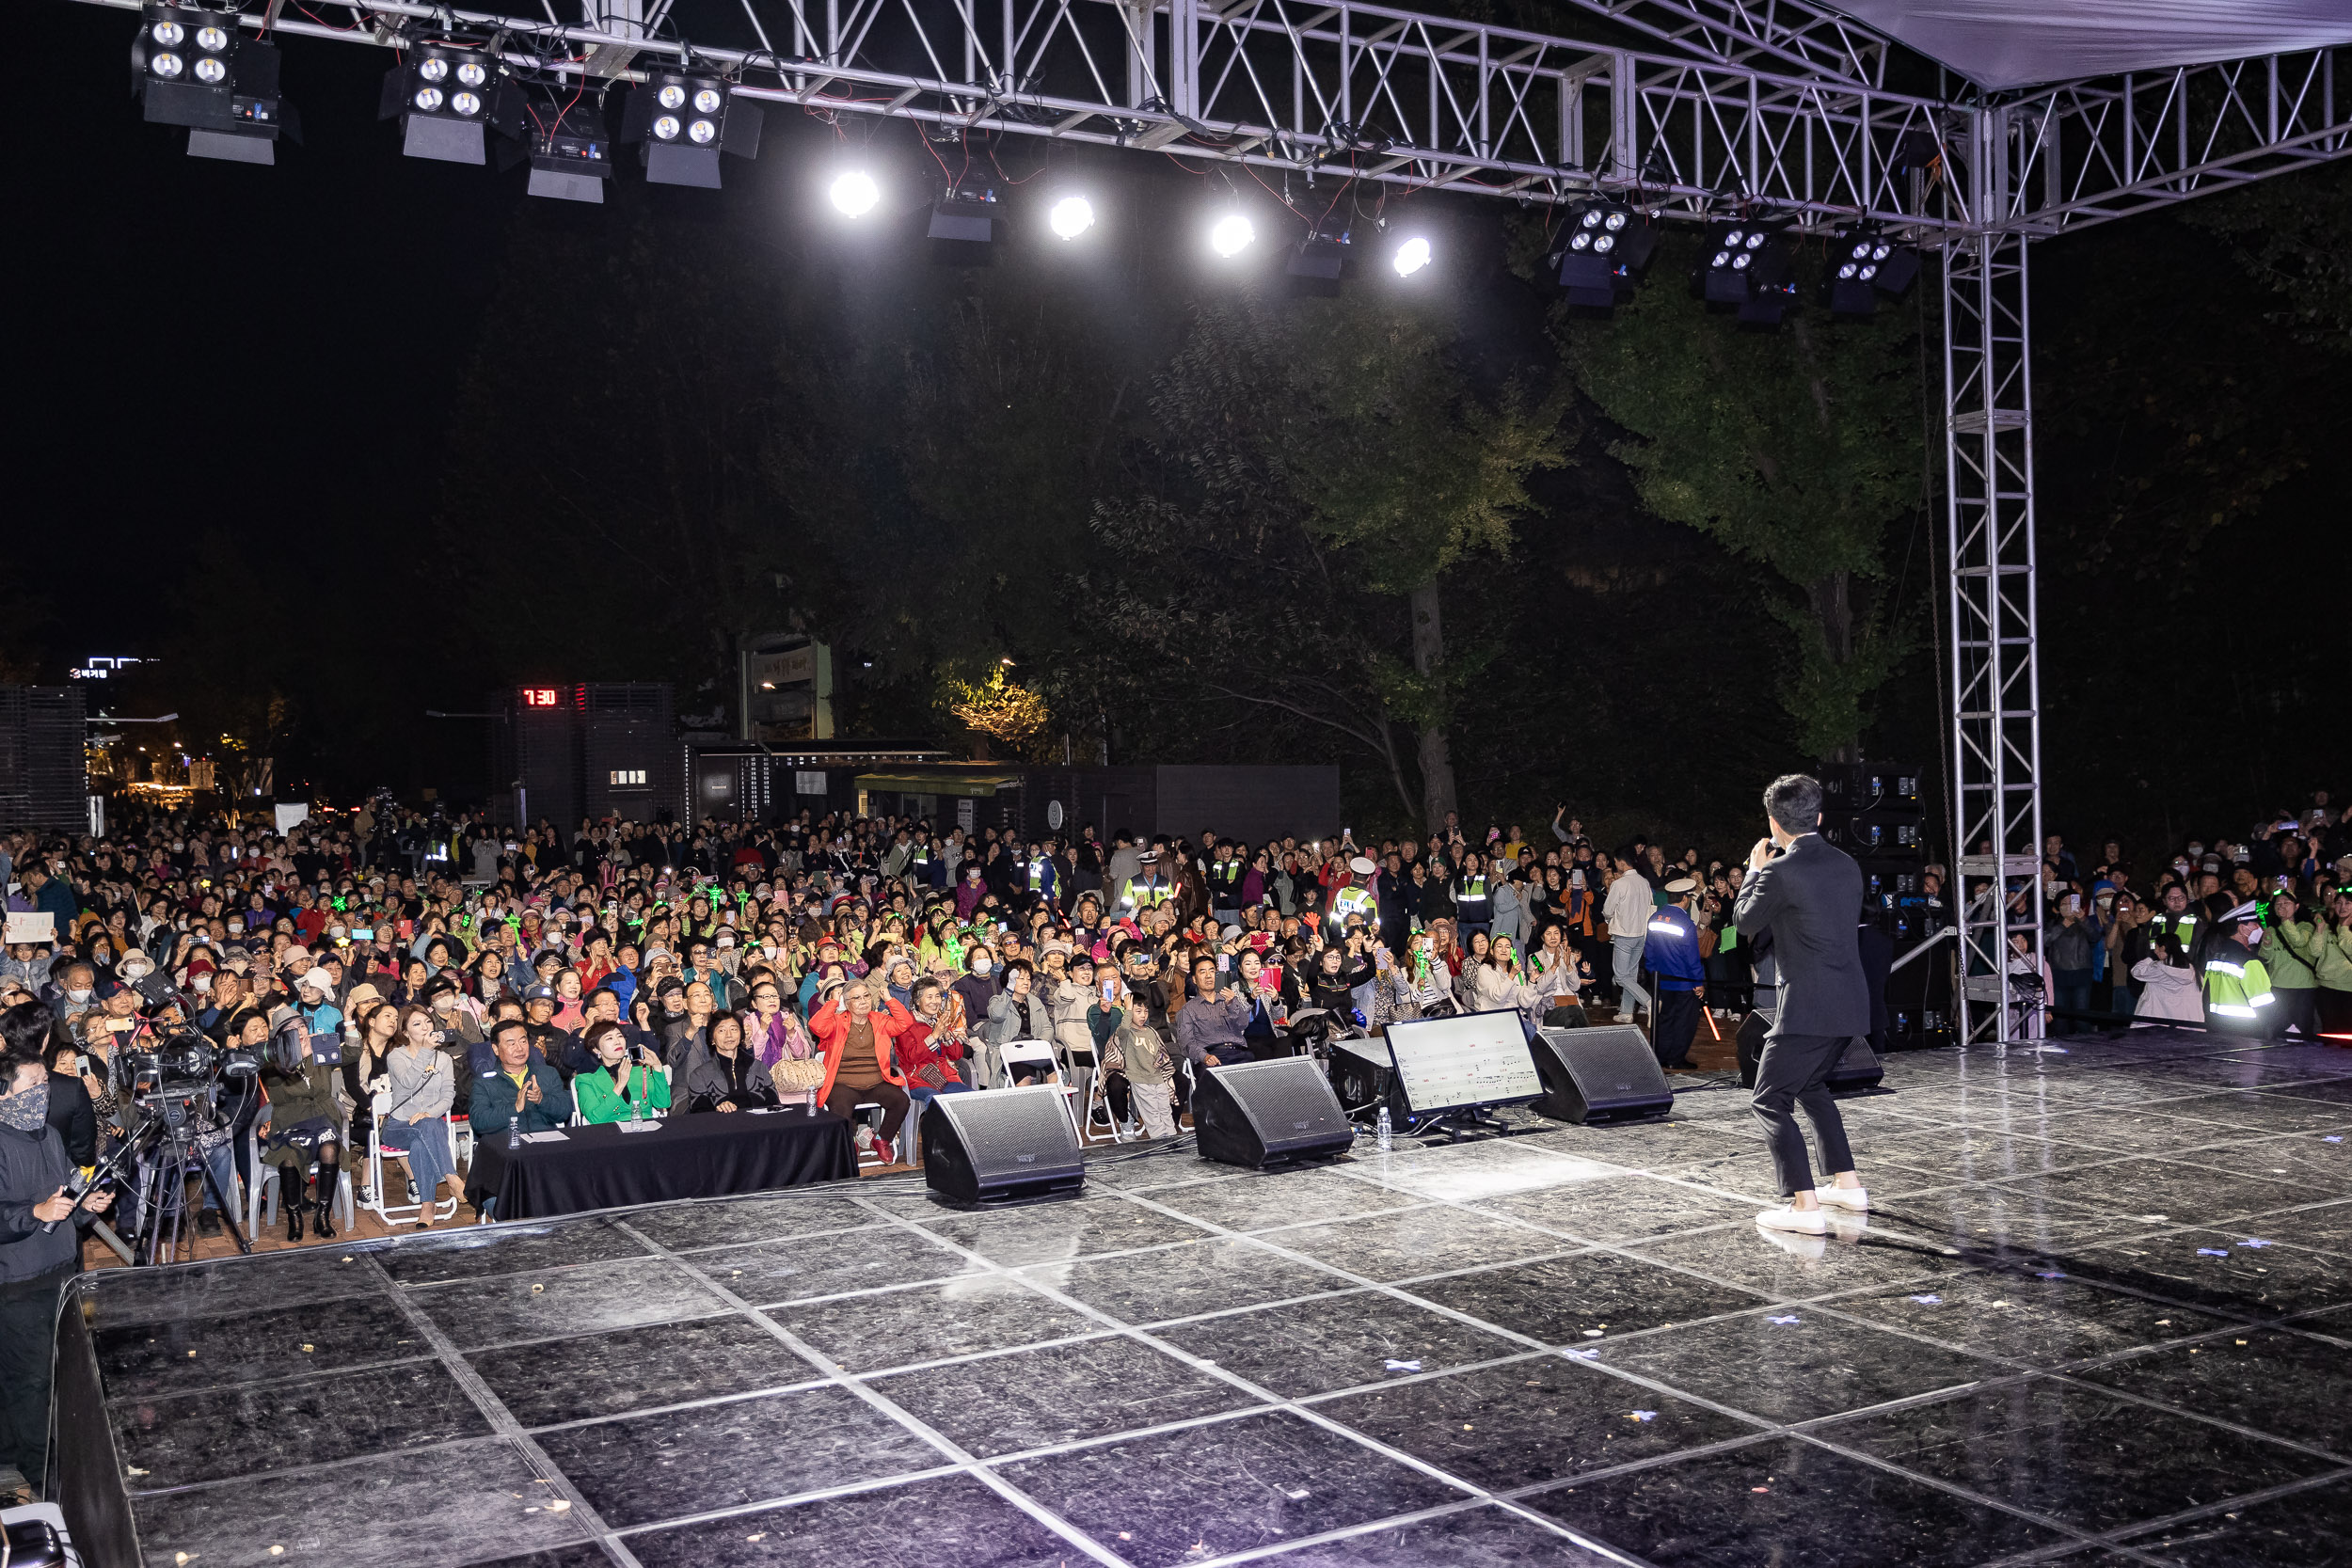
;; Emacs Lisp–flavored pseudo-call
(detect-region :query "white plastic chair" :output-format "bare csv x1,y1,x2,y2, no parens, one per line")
849,1101,919,1166
993,1039,1061,1090
362,1121,460,1228
245,1125,355,1238
1080,1069,1136,1144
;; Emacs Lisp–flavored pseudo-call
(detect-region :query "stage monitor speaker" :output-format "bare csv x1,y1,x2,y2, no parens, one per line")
920,1085,1085,1205
1736,1024,1884,1094
1531,1025,1674,1124
1827,1037,1884,1091
1194,1057,1356,1169
1325,1036,1392,1120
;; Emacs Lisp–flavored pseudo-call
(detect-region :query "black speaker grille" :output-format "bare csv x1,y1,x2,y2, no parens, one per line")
940,1087,1080,1182
1218,1060,1349,1140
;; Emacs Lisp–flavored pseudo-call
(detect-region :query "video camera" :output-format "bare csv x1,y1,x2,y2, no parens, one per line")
119,1031,263,1095
116,969,264,1093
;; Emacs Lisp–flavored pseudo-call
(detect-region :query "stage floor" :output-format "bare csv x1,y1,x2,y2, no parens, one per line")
76,1031,2352,1568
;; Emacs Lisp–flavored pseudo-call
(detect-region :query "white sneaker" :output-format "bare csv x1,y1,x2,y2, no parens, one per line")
853,1125,878,1156
1756,1204,1829,1235
1817,1185,1869,1212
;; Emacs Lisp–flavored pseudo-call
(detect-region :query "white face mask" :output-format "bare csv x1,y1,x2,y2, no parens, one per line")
66,989,91,1005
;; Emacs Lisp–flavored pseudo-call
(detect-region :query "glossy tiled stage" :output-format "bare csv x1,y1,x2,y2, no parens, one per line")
74,1029,2352,1568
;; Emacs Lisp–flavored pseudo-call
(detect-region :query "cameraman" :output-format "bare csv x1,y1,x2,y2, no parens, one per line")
0,1031,115,1503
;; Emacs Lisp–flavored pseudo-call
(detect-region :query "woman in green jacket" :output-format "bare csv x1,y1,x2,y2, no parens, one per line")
574,1021,672,1123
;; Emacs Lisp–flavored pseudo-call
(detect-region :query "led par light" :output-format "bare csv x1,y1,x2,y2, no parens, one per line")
620,70,762,188
131,4,294,163
1695,218,1795,324
1821,226,1922,317
379,43,518,164
1553,199,1659,308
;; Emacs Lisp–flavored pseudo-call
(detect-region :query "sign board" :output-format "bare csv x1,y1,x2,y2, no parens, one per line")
275,802,310,834
520,687,563,708
752,644,820,689
5,913,56,945
795,771,828,796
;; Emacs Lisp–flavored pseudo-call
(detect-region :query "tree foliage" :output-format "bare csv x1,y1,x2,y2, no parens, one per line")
1545,230,1926,760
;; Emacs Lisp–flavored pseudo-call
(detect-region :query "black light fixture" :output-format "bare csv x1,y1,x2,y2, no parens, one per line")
1820,225,1923,317
131,3,294,164
1285,224,1349,296
1696,218,1797,325
378,41,520,165
517,87,613,202
620,69,762,188
1552,198,1660,309
926,182,1001,263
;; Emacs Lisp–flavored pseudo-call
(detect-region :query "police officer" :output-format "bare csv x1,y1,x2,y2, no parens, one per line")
1329,858,1379,930
1645,879,1707,1069
2201,901,2277,1037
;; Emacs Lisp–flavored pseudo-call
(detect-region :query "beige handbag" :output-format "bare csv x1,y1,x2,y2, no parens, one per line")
771,1055,827,1094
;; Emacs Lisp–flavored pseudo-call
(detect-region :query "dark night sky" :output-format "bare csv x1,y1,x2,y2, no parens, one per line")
12,0,2346,842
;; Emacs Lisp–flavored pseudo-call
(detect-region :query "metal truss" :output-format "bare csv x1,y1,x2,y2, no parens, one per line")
70,0,2352,236
1942,226,2042,1047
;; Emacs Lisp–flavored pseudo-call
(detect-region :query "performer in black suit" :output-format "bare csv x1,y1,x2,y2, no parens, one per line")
1732,773,1871,1235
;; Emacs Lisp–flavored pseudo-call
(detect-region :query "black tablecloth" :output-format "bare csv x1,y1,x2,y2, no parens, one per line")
465,1109,859,1219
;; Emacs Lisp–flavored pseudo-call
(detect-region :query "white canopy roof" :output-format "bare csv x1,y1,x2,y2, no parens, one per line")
1830,0,2352,90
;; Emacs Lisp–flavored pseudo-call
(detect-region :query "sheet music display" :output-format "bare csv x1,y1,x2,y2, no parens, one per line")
1382,1009,1545,1117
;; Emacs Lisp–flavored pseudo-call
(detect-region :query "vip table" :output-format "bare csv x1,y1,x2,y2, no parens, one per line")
464,1107,859,1219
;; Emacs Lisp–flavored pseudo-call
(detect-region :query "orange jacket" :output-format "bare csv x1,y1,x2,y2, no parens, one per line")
807,996,915,1099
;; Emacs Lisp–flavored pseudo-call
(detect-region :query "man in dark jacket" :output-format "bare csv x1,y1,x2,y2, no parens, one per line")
0,1037,114,1500
468,1021,573,1145
1733,774,1871,1237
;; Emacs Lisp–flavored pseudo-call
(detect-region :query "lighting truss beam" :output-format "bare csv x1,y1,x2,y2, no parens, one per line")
63,0,2352,237
1943,224,2042,1048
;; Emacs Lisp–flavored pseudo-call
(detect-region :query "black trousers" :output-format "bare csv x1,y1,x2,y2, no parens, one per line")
1751,1032,1856,1198
0,1266,72,1488
2317,989,2352,1037
2268,990,2318,1040
1652,989,1702,1068
825,1081,910,1143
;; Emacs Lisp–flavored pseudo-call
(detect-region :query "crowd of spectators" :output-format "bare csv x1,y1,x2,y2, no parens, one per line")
0,788,2347,1501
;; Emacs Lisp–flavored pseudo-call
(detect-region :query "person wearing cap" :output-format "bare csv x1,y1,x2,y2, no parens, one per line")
1329,858,1379,929
1645,879,1707,1070
2201,901,2277,1037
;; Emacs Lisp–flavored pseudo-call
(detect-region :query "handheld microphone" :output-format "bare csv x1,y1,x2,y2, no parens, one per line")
39,1171,97,1235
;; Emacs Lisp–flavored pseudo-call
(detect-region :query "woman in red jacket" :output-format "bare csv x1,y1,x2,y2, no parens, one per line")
807,977,918,1158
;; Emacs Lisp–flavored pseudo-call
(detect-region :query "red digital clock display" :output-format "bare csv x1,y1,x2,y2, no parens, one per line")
522,688,560,707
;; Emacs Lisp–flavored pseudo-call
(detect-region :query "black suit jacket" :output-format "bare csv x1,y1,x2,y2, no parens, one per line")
1733,834,1869,1037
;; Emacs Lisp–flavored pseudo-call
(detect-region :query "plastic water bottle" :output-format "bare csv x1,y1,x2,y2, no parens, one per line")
1375,1103,1392,1153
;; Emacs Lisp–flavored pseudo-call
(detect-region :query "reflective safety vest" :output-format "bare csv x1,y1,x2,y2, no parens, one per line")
1028,857,1051,891
913,848,930,867
1457,875,1488,904
1126,879,1170,908
1331,884,1375,921
2202,951,2274,1020
1644,906,1705,987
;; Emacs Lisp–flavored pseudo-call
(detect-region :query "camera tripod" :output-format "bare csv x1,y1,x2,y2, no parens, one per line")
72,1085,258,1266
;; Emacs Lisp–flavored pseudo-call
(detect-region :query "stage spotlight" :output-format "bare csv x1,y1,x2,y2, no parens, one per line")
516,89,613,203
1048,195,1094,239
620,70,762,188
131,3,294,164
1552,199,1660,309
831,169,881,216
1821,226,1921,317
378,42,518,165
1391,235,1432,277
1695,218,1796,325
1209,212,1255,258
